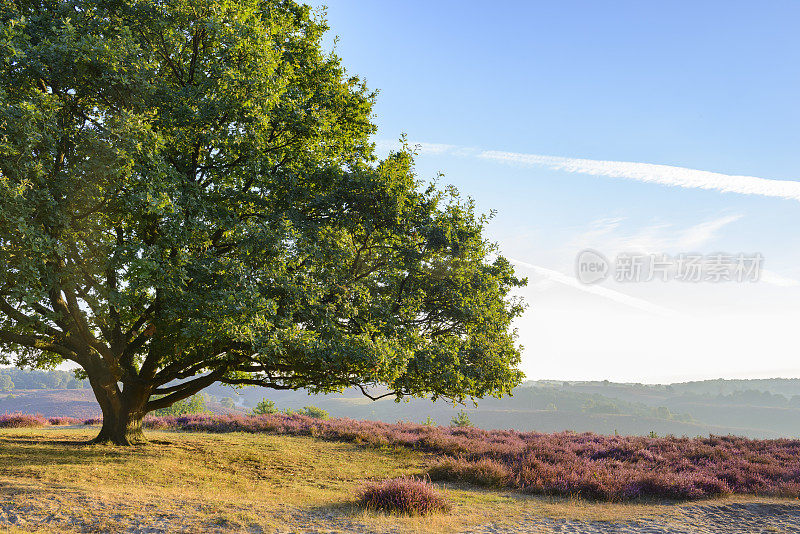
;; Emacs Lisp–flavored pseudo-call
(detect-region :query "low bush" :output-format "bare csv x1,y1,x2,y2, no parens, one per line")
252,398,278,415
450,410,473,428
0,413,48,428
151,394,207,417
358,476,451,515
48,417,82,426
428,457,511,488
300,405,329,420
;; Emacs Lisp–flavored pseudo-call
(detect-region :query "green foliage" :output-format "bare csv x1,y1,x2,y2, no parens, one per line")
151,394,206,417
450,410,473,428
252,398,277,415
300,405,329,419
0,374,13,391
0,368,85,389
0,0,525,424
422,416,437,426
582,398,621,414
220,397,236,409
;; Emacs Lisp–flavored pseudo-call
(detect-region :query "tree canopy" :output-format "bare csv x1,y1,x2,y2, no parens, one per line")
0,0,525,444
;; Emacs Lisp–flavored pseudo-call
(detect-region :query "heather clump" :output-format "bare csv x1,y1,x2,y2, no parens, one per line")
0,413,48,428
358,476,451,515
428,457,512,488
47,417,82,426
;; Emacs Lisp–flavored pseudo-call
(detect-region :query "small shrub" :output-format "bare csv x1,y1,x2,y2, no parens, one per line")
301,405,329,419
422,417,437,427
48,417,81,426
83,417,103,425
252,398,277,415
358,476,451,515
0,375,14,392
151,394,207,416
450,410,472,428
220,397,236,409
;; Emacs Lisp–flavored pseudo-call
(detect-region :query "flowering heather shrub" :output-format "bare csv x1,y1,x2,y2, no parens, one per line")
358,476,451,515
0,413,48,428
136,413,800,500
428,457,511,488
83,417,103,425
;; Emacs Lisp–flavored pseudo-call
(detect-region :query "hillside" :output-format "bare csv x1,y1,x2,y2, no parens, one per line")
199,378,800,438
0,389,245,419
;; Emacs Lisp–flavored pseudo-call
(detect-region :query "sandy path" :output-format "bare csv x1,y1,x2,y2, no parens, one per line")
2,499,800,533
465,502,800,534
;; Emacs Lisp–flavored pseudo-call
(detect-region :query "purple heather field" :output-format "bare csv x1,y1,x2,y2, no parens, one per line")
4,412,800,501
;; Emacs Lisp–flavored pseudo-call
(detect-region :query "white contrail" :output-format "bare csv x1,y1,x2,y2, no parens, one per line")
509,259,679,317
376,139,800,201
479,151,800,202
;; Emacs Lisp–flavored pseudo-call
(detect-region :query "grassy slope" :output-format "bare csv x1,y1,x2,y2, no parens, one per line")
1,428,797,534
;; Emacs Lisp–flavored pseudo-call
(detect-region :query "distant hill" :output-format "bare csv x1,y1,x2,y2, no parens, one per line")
3,368,800,438
0,389,100,419
0,367,87,390
0,388,246,418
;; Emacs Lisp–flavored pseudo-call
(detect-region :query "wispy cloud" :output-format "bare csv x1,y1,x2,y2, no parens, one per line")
509,258,679,317
480,151,800,202
566,215,800,287
570,215,743,255
376,139,800,202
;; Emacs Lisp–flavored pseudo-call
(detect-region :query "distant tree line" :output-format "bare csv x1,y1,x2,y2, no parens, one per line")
0,368,87,390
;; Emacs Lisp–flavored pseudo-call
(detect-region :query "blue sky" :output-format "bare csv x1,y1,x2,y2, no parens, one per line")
313,1,800,382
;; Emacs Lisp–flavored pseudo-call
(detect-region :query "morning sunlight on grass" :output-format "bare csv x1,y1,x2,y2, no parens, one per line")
1,0,799,532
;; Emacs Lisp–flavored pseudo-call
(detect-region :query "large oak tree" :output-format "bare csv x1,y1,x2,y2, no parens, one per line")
0,0,525,444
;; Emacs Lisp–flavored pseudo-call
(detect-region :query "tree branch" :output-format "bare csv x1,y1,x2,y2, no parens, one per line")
0,297,62,338
146,370,224,411
0,329,82,362
357,384,399,401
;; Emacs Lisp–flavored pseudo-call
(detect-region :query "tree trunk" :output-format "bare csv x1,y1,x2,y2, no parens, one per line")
88,378,149,446
91,406,147,445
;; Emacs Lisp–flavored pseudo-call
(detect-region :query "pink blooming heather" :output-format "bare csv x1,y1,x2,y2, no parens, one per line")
139,413,800,500
0,413,48,428
47,416,83,426
358,476,451,515
5,412,799,500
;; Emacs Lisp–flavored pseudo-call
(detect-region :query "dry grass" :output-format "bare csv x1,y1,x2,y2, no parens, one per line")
0,427,796,533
